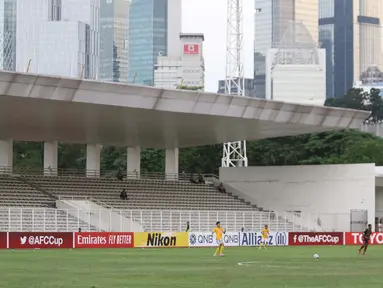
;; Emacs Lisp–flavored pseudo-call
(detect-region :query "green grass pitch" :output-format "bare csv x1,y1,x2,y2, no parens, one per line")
0,246,382,288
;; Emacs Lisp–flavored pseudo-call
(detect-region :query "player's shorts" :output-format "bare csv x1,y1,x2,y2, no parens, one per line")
216,239,223,245
363,237,370,244
261,238,269,244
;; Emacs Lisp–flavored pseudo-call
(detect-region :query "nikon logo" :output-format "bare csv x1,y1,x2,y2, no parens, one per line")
147,233,176,247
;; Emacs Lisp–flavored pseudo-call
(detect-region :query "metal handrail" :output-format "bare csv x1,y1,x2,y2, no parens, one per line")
0,166,220,181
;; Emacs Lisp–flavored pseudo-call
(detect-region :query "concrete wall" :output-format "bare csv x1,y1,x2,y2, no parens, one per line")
57,199,144,232
220,164,376,231
375,187,383,218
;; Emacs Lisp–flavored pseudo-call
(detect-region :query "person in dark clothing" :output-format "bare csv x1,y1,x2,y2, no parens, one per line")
185,221,190,232
218,183,226,193
78,228,82,233
117,170,123,181
358,224,372,256
198,174,205,184
189,173,198,184
120,189,127,200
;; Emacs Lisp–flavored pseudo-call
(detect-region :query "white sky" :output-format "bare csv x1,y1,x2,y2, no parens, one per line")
182,0,255,92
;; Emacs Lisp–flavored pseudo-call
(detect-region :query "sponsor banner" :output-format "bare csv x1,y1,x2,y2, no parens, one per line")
239,232,289,246
134,232,188,248
184,44,199,55
345,232,383,245
75,232,134,248
9,232,73,249
188,232,239,247
0,232,6,249
289,232,343,246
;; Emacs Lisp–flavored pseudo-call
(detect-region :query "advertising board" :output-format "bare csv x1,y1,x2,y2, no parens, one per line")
0,232,6,249
75,232,134,248
345,232,383,245
239,232,288,246
289,232,343,246
8,232,73,249
188,232,239,247
134,232,188,248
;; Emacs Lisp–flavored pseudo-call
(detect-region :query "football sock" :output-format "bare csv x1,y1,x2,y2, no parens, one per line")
220,246,224,254
215,247,220,255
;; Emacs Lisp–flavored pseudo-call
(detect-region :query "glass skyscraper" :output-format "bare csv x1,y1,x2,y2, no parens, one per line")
319,0,383,98
254,0,318,98
16,0,99,79
129,0,181,86
100,0,130,83
0,0,16,71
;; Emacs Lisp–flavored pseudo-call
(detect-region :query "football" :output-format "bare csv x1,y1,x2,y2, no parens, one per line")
313,254,319,259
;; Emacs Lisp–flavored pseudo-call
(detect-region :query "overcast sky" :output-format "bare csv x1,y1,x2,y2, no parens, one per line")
182,0,255,92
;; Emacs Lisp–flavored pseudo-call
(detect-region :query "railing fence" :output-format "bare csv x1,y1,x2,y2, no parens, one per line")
0,207,351,232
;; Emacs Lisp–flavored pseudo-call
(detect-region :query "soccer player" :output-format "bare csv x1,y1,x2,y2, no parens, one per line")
259,224,269,249
358,224,372,256
212,221,225,257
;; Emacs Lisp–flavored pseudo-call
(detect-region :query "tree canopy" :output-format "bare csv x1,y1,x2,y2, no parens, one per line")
12,87,383,174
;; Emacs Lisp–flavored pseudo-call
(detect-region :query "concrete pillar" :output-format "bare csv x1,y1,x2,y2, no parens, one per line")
0,139,13,174
44,141,58,176
86,144,101,177
165,148,179,180
127,146,140,179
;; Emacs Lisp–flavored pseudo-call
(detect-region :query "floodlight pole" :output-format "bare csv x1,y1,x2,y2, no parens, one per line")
222,0,248,168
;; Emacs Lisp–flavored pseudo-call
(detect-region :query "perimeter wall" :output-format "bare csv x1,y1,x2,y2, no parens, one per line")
220,164,376,231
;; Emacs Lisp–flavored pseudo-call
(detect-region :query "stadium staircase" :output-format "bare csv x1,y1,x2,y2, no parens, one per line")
0,174,98,232
0,171,305,232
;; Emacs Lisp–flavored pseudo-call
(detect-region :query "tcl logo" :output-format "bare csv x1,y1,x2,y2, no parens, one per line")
9,232,73,249
345,232,383,245
21,236,64,246
289,232,343,246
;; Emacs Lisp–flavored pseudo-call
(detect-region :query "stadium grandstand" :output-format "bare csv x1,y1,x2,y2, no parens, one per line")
0,71,369,233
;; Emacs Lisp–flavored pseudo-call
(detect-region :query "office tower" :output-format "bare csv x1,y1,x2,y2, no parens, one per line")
319,0,383,98
0,0,16,71
129,0,181,86
16,0,100,79
265,22,326,106
100,0,130,83
154,33,204,89
254,0,318,98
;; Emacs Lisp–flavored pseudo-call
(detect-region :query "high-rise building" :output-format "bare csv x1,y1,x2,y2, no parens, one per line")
254,0,318,98
100,0,130,83
319,0,383,98
154,33,204,89
0,0,16,71
16,0,100,79
129,0,181,86
265,22,326,106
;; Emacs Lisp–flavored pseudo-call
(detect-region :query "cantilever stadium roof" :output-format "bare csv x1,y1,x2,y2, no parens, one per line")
0,71,369,148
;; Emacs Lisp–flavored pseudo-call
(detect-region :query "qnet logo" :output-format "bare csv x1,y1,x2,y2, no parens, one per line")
9,232,73,249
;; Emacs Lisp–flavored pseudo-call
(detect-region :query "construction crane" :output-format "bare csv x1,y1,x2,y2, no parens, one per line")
221,0,248,167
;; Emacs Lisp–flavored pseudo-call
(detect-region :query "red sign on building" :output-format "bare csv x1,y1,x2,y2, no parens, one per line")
8,232,73,249
345,232,383,245
75,232,134,248
184,44,199,55
289,232,343,246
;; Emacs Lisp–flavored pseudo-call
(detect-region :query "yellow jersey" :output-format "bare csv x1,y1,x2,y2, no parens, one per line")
213,227,224,240
261,228,269,239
